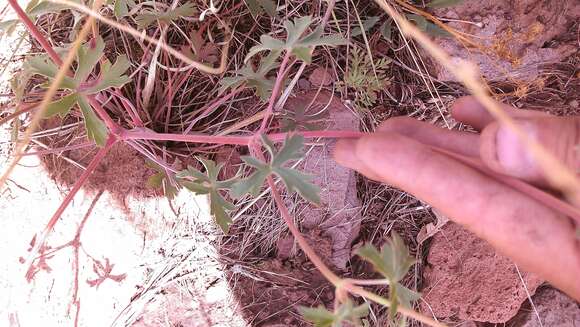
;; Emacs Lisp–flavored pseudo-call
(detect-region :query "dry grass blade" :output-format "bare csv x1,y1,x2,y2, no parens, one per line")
48,0,231,75
373,0,580,204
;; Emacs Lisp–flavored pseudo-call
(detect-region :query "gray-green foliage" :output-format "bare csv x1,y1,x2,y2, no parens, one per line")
135,2,197,28
146,159,181,200
245,16,346,64
405,14,450,38
231,134,320,205
176,158,237,233
24,37,131,146
279,101,328,132
244,0,277,17
0,0,81,40
339,47,391,109
219,52,279,101
300,299,370,327
356,233,421,325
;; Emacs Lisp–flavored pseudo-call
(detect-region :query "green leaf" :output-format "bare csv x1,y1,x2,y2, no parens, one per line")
300,299,369,327
209,190,234,233
220,52,279,101
245,16,346,63
85,55,131,93
356,232,416,283
75,37,105,83
0,20,19,39
352,16,381,37
176,158,237,233
24,55,77,89
245,0,277,17
146,172,164,188
269,134,303,166
405,14,451,38
136,3,197,29
291,47,312,63
145,160,181,199
44,93,79,117
427,0,464,8
113,0,135,18
380,19,393,41
230,167,270,198
27,0,81,16
275,167,320,204
356,233,419,324
231,135,320,205
77,97,108,147
280,101,328,132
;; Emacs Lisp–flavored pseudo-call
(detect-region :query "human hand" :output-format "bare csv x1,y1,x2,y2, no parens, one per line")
334,96,580,300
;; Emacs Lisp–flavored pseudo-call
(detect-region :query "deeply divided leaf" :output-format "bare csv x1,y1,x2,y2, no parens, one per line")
244,0,277,17
77,97,109,146
300,299,369,327
356,233,420,323
231,135,320,205
136,3,197,28
176,159,238,233
245,16,346,63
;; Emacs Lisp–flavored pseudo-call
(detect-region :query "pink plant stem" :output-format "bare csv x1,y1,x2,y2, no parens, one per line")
258,52,292,133
122,129,364,145
183,87,244,134
70,190,103,327
22,141,95,156
25,136,116,273
266,174,341,284
111,89,143,127
8,0,63,66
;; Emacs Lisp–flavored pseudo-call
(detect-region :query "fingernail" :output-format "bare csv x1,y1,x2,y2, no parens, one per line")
495,122,538,175
333,139,358,167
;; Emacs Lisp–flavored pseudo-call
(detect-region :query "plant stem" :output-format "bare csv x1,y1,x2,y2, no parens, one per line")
343,283,446,327
23,136,115,274
121,129,364,145
258,51,292,133
266,170,445,326
8,0,63,66
266,175,342,285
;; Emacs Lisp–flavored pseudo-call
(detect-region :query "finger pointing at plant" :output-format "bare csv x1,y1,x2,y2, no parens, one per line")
334,96,580,301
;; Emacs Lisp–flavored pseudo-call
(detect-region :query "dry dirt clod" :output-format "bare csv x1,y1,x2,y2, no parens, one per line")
433,0,580,81
421,222,544,323
513,287,580,327
283,91,362,270
308,67,334,87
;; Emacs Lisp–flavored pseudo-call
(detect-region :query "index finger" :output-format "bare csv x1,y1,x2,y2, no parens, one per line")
334,133,580,299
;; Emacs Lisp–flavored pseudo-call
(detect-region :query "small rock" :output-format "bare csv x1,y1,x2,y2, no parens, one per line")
308,67,333,87
421,222,544,323
283,91,361,270
297,78,311,90
516,287,580,327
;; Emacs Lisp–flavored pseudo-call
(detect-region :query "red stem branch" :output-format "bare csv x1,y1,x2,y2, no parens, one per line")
8,0,63,66
121,129,364,145
258,52,292,133
24,136,116,274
